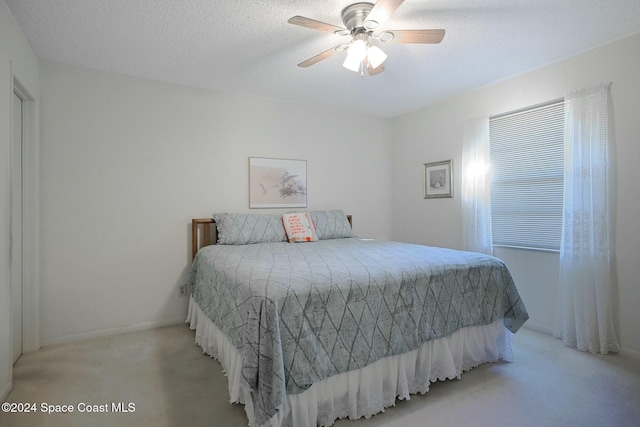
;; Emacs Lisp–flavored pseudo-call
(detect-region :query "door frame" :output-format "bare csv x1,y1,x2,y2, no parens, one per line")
12,73,39,354
11,88,23,363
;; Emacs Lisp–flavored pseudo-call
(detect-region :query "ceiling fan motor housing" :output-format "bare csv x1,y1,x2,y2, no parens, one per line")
341,2,375,31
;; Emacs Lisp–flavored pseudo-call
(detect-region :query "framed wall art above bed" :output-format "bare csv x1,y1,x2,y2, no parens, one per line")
249,157,307,208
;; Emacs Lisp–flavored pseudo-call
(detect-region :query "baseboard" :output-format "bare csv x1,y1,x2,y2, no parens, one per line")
620,346,640,361
40,318,186,347
1,380,12,402
521,322,553,336
522,323,640,360
35,317,640,361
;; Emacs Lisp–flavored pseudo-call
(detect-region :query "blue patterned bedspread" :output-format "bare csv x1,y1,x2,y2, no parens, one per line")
187,238,528,425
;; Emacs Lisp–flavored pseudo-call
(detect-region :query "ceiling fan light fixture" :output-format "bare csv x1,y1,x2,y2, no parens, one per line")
347,38,368,61
342,54,362,72
334,29,351,36
367,45,387,69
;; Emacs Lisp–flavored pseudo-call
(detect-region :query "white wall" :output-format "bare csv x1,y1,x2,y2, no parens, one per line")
38,61,392,344
0,0,39,401
391,33,640,354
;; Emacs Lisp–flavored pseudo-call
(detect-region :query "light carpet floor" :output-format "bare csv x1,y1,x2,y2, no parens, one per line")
1,325,639,427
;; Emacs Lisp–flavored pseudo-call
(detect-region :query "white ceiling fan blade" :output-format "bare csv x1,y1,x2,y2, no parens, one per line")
288,16,348,34
297,45,342,68
385,29,445,44
364,0,405,30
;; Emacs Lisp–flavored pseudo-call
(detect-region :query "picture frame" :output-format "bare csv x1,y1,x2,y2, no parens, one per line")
424,160,453,198
249,157,307,208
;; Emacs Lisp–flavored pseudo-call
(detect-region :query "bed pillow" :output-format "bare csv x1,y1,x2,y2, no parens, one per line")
282,212,318,243
212,213,287,245
309,210,353,240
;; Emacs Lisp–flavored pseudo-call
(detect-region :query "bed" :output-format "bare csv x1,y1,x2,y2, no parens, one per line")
186,210,528,427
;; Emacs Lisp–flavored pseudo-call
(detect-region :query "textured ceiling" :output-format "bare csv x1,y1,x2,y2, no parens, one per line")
6,0,640,118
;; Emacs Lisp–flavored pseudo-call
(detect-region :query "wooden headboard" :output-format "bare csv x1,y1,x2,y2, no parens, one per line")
191,215,352,260
191,218,215,260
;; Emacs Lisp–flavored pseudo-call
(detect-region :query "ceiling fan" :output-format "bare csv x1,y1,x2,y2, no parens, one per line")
288,0,445,76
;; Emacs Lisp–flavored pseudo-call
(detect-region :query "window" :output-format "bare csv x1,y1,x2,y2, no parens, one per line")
490,100,564,251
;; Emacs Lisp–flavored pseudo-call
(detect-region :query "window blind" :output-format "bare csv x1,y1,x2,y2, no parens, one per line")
490,100,564,251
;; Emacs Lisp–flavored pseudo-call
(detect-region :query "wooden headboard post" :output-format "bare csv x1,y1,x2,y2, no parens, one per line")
191,214,353,260
192,218,214,260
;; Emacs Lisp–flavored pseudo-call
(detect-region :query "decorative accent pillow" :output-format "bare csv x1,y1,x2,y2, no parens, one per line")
309,210,353,240
212,213,287,245
282,212,318,243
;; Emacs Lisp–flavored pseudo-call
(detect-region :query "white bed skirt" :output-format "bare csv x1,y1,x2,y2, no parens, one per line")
187,296,514,427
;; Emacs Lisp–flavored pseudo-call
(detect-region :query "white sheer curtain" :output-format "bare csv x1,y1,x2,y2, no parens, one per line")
461,116,492,255
554,84,620,354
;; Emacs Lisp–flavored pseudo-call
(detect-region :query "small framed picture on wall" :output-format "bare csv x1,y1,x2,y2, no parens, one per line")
424,160,453,198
